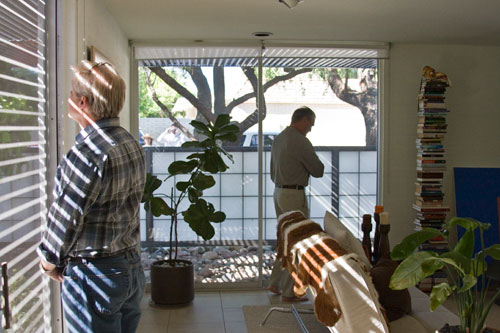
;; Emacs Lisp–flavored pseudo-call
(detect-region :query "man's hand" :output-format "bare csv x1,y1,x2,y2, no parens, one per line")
39,259,63,282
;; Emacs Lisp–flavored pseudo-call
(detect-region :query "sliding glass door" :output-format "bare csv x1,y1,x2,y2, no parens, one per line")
134,43,384,288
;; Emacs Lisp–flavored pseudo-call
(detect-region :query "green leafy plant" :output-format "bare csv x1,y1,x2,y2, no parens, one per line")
141,114,239,263
390,217,500,333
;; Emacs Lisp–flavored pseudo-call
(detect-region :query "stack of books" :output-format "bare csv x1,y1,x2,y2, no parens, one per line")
414,67,451,292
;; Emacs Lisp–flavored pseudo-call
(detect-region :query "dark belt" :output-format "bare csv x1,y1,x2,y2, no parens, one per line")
276,184,305,190
69,248,135,263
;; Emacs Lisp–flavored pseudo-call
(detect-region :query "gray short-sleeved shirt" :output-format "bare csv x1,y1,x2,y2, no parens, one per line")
270,126,324,186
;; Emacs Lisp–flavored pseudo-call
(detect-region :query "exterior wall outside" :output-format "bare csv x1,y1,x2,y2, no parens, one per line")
139,118,193,141
383,43,500,246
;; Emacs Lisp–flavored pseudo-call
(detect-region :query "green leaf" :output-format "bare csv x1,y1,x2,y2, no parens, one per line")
390,251,440,290
430,283,455,311
190,120,211,135
218,147,234,164
454,229,474,258
446,217,486,232
200,150,221,173
168,160,198,175
151,197,174,217
176,181,190,192
182,141,202,148
425,257,464,275
218,124,240,134
440,251,470,274
182,199,216,240
200,138,215,148
186,153,204,160
142,173,162,202
391,228,443,260
214,114,230,128
473,257,487,277
142,173,162,204
479,244,500,261
215,132,238,142
187,187,202,202
457,273,476,292
192,172,215,190
210,211,226,223
421,256,445,274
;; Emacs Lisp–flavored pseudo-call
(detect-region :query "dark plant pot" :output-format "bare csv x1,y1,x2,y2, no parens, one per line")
150,259,194,305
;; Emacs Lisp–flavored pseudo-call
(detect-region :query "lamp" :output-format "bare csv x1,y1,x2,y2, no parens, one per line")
279,0,304,9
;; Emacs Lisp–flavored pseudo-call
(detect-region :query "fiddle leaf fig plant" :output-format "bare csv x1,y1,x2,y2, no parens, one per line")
141,114,239,262
390,217,500,333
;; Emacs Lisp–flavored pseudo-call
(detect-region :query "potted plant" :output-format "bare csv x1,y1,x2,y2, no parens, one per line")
141,114,239,304
390,217,500,333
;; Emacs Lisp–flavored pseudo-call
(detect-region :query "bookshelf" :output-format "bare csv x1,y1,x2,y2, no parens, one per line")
414,66,451,292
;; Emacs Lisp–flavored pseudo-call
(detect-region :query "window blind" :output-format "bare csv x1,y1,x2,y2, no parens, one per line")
135,42,389,68
0,0,52,331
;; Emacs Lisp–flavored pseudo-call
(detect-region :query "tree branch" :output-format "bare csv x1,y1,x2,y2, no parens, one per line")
213,65,226,117
185,67,215,123
144,70,195,140
225,68,312,113
147,66,214,123
235,67,268,134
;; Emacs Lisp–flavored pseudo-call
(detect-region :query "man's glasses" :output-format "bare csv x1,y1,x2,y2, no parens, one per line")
87,62,110,72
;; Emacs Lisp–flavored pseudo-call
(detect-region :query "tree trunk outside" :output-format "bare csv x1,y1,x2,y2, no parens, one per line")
326,69,378,146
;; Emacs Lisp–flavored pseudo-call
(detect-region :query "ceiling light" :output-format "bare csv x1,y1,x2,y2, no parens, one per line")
252,32,273,37
279,0,304,9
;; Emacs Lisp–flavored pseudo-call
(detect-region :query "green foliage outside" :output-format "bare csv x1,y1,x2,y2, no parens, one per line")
390,217,500,333
138,67,183,118
7,267,45,331
0,63,39,177
312,68,359,81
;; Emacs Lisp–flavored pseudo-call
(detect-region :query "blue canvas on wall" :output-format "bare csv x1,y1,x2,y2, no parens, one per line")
454,167,500,254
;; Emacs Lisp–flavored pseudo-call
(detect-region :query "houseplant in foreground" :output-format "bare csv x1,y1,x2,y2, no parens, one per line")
390,217,500,333
142,114,238,304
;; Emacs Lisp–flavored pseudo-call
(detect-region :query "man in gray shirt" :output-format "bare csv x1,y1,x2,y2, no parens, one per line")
268,106,324,301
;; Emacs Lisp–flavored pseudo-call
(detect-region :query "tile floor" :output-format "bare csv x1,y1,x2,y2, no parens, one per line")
136,289,289,333
137,289,500,333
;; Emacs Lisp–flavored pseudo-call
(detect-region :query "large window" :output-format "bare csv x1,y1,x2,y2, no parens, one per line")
134,44,385,287
0,0,54,331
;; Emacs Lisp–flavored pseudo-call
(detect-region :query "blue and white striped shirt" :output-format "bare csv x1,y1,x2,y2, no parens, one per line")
38,118,146,266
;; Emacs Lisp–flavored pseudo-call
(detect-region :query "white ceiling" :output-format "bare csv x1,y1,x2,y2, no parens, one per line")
102,0,500,46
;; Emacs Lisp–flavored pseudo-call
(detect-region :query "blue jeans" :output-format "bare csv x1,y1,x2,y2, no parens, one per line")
62,250,146,333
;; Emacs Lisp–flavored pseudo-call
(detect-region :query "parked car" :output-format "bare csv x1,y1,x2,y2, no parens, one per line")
240,131,279,147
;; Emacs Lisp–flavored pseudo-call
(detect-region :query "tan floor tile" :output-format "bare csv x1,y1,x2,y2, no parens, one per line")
166,321,225,333
223,307,246,322
140,309,170,326
195,290,221,297
167,292,222,324
224,321,248,333
136,322,167,333
169,304,224,324
221,291,270,308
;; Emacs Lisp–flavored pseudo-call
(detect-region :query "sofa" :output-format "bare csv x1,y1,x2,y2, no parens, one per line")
275,210,459,333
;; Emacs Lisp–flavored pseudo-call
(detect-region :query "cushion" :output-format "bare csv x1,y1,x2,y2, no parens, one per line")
324,254,389,332
323,211,371,268
370,258,412,322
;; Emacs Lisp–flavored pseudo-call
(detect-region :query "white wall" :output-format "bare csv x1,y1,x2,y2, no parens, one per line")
61,0,131,152
383,44,500,245
84,0,131,130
